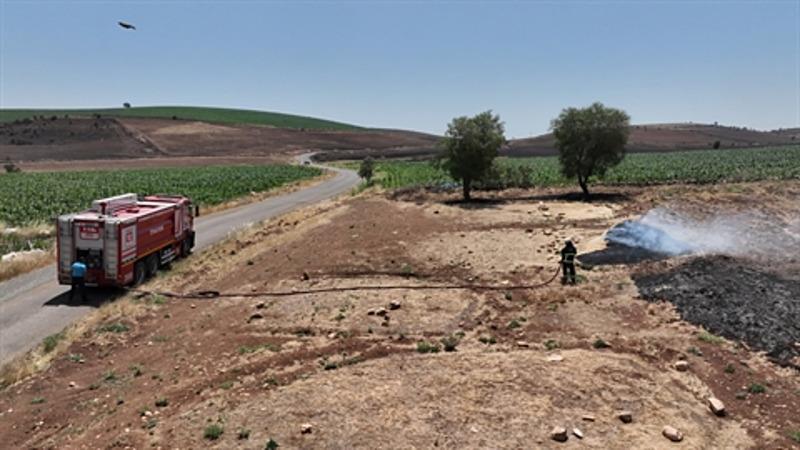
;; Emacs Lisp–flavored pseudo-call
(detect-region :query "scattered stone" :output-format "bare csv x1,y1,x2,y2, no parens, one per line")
388,300,401,310
674,360,690,372
327,332,337,339
581,414,595,422
255,302,266,309
525,228,533,233
367,309,376,316
375,307,388,317
301,423,313,434
68,381,77,388
516,341,530,348
550,426,568,442
708,397,726,416
248,313,263,323
190,304,196,309
546,354,564,362
572,428,584,439
735,391,747,400
301,272,310,281
662,426,683,442
618,411,633,423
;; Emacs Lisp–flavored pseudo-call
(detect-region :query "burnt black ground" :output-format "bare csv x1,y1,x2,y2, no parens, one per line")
634,256,800,366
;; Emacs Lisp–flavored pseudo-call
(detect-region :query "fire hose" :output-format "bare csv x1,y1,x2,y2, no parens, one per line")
127,264,563,300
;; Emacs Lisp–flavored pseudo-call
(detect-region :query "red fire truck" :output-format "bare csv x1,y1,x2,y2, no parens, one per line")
56,193,197,287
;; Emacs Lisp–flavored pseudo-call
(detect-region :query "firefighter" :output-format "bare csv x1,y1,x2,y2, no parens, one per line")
69,258,88,302
560,239,577,285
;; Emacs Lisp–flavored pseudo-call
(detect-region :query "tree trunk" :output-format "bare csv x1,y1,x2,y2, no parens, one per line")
462,177,471,202
578,176,590,201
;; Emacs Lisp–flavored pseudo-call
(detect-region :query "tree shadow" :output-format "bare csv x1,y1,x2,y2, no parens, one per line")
44,287,125,308
442,191,633,210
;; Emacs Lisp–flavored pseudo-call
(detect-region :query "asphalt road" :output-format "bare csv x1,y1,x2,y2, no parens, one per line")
0,157,359,366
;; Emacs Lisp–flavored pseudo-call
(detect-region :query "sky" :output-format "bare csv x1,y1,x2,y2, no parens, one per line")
0,0,798,138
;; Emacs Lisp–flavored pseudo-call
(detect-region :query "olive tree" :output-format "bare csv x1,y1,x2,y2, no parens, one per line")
551,102,630,200
438,111,505,201
358,156,375,184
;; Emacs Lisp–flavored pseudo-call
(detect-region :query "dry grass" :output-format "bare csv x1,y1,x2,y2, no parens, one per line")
0,249,54,283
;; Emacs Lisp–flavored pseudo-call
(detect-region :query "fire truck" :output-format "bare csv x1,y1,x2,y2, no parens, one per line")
56,193,197,287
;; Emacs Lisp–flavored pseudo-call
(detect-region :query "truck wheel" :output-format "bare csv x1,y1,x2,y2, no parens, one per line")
146,254,159,277
133,261,146,286
181,238,193,258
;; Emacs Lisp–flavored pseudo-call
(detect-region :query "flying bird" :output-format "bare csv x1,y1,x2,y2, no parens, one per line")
118,21,136,30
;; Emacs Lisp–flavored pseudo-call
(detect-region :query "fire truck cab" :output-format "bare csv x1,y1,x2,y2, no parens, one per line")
56,193,197,287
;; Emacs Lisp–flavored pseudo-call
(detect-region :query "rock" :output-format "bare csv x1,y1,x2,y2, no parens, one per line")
190,304,196,309
550,426,568,442
546,354,564,362
367,309,376,316
735,391,747,400
674,360,690,372
572,428,584,439
301,423,313,434
618,411,633,423
581,415,595,422
68,381,77,388
662,426,683,442
388,300,401,310
255,302,266,309
708,397,726,416
516,341,530,348
375,307,388,317
302,272,310,281
248,313,263,323
327,332,337,339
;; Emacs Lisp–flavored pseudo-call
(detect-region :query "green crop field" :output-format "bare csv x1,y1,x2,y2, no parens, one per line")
362,145,800,190
0,164,321,226
0,106,362,131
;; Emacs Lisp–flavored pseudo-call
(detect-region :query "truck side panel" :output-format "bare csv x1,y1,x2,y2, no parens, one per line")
135,208,176,259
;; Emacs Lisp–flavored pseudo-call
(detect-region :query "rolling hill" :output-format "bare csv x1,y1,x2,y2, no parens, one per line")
506,123,800,157
0,106,362,131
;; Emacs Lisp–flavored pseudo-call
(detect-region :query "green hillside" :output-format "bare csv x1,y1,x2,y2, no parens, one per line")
0,106,362,131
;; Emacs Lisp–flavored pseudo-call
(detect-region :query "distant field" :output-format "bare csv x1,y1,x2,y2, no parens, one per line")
0,164,321,226
0,106,362,131
359,145,800,189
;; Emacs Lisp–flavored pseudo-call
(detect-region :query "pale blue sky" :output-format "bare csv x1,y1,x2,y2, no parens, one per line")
1,0,798,137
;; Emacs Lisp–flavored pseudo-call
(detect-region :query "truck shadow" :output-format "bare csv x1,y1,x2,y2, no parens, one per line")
44,287,126,308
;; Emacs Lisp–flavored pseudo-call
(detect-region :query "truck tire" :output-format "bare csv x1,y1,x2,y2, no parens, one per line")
133,261,146,286
146,254,159,277
181,238,193,258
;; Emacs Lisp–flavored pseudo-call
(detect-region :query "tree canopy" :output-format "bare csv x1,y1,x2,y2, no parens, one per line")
551,102,630,200
438,111,505,201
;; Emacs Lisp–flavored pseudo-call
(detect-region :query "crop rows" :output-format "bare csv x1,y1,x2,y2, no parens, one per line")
0,165,321,226
372,146,800,189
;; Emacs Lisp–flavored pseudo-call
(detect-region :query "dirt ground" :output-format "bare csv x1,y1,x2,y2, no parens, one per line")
1,182,799,449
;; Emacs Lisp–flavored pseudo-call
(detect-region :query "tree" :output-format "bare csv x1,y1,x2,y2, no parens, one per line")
358,156,375,184
551,102,630,200
3,157,21,173
712,140,721,149
123,102,131,108
438,111,505,201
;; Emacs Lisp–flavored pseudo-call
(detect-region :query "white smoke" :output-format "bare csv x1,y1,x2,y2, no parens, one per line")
606,207,798,259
